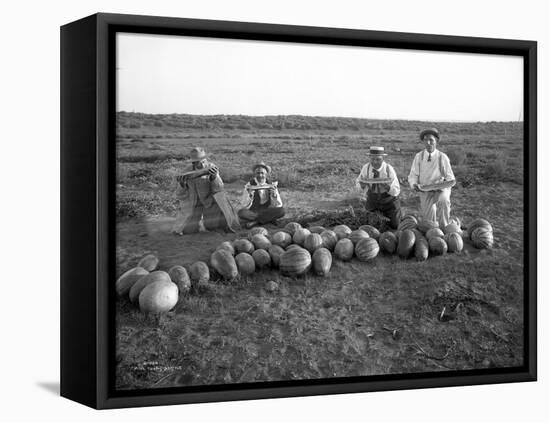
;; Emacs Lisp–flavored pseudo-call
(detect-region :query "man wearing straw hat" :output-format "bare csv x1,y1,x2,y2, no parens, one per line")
355,146,402,229
238,162,285,229
172,146,240,234
407,128,456,227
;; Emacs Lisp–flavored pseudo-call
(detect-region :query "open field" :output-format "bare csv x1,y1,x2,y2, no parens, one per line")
115,113,524,390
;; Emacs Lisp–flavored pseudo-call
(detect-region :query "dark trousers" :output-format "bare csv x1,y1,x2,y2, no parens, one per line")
238,207,285,224
182,203,227,233
365,193,402,229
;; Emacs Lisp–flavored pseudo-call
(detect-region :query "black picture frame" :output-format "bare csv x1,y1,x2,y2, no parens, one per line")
60,12,537,409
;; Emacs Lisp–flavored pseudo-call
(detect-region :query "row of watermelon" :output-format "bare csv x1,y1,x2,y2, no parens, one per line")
208,216,493,279
116,217,494,313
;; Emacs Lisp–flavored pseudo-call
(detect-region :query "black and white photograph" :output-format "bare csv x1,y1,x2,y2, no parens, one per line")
114,31,527,392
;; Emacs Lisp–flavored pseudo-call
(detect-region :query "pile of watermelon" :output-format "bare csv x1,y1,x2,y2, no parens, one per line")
116,253,200,314
116,217,494,314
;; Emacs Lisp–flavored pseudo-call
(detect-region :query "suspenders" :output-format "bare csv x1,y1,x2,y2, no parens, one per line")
367,163,390,193
419,151,445,178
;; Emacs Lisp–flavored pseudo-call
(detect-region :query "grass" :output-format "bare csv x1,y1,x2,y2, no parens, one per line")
114,113,525,390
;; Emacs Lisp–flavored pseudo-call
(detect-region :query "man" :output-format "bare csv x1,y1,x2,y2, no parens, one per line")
172,147,240,234
355,146,402,229
407,128,456,227
238,162,285,229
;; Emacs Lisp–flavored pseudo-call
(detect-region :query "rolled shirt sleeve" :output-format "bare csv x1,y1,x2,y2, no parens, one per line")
441,153,455,181
408,152,421,188
270,187,283,208
240,183,253,209
387,164,400,197
355,164,370,190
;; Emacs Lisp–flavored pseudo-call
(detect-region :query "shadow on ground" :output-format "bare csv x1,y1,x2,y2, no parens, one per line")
36,381,60,396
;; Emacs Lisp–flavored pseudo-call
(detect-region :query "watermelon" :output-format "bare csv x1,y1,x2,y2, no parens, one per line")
268,245,285,267
272,231,292,248
412,229,425,241
129,270,171,303
138,280,179,314
304,233,324,253
349,229,370,245
417,220,438,234
471,227,494,249
401,214,418,223
284,222,302,236
320,230,338,251
309,225,326,234
467,218,493,239
426,228,445,240
379,231,397,254
334,238,354,261
189,261,210,284
247,227,269,240
286,244,303,251
137,254,159,272
235,253,256,275
414,238,429,261
443,223,462,235
333,224,352,240
251,233,272,250
293,228,311,246
397,229,416,259
116,267,149,297
216,241,235,256
280,248,312,276
265,280,279,292
312,248,332,276
355,238,380,261
210,249,239,280
167,265,191,293
359,225,380,241
252,249,272,269
450,216,462,229
444,232,464,253
398,217,418,231
233,238,255,255
429,237,448,256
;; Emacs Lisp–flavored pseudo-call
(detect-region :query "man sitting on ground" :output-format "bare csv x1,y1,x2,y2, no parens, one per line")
355,146,402,229
238,162,285,229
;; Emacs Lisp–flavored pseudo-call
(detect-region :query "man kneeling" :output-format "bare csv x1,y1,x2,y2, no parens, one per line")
238,162,285,229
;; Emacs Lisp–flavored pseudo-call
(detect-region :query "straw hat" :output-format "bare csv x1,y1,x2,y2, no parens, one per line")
189,146,207,162
368,146,387,156
252,162,272,173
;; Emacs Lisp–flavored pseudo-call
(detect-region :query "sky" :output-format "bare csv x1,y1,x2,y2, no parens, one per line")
116,32,524,122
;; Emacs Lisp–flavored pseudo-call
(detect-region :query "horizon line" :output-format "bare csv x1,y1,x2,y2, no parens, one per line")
116,110,523,124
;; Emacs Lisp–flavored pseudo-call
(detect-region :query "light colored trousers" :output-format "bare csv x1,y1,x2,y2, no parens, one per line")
419,189,451,227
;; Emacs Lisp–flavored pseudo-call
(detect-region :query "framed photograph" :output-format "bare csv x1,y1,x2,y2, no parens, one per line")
60,13,537,409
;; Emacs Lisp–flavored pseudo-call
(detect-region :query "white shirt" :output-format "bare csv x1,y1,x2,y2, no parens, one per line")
408,148,455,188
240,178,283,209
355,161,400,196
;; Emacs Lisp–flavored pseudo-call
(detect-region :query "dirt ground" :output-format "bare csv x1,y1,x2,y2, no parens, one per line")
115,115,524,390
115,183,524,390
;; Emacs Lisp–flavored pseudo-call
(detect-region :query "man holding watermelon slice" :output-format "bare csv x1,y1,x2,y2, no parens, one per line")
237,162,285,229
355,146,402,229
172,147,240,234
408,128,456,227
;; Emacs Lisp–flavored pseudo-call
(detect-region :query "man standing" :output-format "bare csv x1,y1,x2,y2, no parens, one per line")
172,147,240,234
238,162,285,229
355,146,402,229
408,128,456,227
